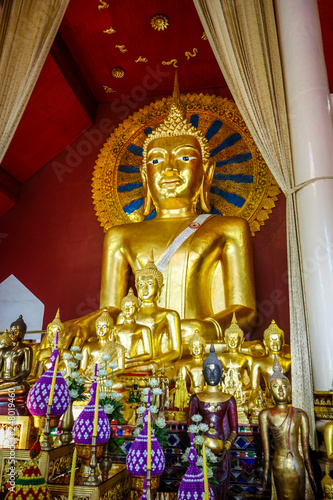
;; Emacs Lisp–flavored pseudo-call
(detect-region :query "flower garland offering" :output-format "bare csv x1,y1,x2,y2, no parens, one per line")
96,357,125,423
62,347,87,401
134,386,168,448
181,413,218,484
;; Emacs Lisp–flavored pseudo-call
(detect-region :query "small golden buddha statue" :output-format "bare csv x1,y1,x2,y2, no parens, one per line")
29,309,71,381
174,374,189,412
130,257,182,368
0,315,32,396
219,312,253,390
159,365,170,410
221,366,248,424
178,329,206,393
113,288,152,368
259,357,315,499
80,308,125,380
322,466,333,499
250,320,291,403
0,330,13,349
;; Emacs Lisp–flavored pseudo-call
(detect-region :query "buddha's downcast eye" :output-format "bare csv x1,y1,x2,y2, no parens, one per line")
178,156,196,162
148,158,163,165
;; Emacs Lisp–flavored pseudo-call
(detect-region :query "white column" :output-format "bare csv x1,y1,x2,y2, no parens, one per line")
275,0,333,390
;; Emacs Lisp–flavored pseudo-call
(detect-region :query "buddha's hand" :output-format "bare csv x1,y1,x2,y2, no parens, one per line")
305,459,317,491
263,461,269,489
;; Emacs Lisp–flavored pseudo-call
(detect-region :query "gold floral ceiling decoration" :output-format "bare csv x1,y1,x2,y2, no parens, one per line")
92,93,280,236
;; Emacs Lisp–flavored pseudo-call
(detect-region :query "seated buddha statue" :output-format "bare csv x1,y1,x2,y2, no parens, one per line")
177,329,206,393
130,258,182,368
80,308,125,380
0,315,32,396
113,288,152,369
250,320,291,404
259,357,315,499
29,309,72,381
64,75,256,352
188,342,238,500
219,312,253,391
321,467,333,499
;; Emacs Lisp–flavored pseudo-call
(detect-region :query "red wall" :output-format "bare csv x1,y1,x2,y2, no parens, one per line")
0,94,289,341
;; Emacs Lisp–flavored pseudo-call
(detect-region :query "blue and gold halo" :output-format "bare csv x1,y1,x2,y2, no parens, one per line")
92,94,280,235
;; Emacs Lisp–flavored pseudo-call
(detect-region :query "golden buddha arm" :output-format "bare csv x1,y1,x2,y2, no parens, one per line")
259,409,270,489
301,411,316,487
213,219,256,330
100,229,130,309
79,345,90,373
250,361,261,398
154,312,182,367
324,421,333,460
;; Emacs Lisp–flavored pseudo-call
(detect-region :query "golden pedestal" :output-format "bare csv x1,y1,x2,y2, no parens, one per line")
48,464,129,500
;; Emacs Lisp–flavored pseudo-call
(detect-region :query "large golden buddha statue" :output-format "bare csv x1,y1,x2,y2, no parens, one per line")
66,76,256,358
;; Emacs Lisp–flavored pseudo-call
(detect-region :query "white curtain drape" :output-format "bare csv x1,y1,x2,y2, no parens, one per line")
193,0,316,448
0,0,70,163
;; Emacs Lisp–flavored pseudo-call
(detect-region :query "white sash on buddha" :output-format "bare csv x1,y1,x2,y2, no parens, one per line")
156,214,212,272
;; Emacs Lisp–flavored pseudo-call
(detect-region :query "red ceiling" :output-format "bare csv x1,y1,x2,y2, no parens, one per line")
0,0,332,216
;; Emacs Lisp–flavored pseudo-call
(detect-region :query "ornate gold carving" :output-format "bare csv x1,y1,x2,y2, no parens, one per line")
150,14,169,31
92,93,280,234
111,67,125,78
115,44,127,53
162,59,178,69
103,26,116,34
98,0,109,11
202,32,208,40
103,86,116,94
185,48,198,60
135,56,148,63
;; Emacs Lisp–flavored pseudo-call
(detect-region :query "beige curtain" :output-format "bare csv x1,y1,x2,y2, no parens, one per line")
194,0,316,448
0,0,70,162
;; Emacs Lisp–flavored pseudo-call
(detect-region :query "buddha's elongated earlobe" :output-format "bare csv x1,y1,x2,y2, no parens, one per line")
200,158,215,212
141,168,153,216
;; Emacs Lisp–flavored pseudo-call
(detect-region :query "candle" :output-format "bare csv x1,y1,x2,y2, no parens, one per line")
48,354,59,407
55,330,59,348
202,443,209,500
92,383,100,437
147,410,151,470
68,447,77,500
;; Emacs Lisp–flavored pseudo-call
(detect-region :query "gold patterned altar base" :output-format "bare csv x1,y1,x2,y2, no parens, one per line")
48,464,129,500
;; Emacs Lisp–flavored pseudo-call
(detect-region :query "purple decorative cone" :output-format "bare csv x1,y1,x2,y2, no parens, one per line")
72,381,110,445
126,393,165,477
27,349,70,417
140,478,148,500
178,435,214,499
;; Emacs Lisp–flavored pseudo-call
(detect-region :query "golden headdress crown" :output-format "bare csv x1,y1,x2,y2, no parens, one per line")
135,251,164,291
142,72,210,166
121,287,140,309
47,309,66,347
96,307,114,327
263,319,284,343
322,466,333,493
189,329,206,350
47,309,64,332
224,312,244,340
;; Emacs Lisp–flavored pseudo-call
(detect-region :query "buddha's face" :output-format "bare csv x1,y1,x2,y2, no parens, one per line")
324,485,333,499
10,326,24,343
122,300,137,318
203,363,222,386
226,332,241,350
96,321,111,338
136,274,159,302
190,340,204,356
145,135,204,209
269,377,290,403
47,325,65,348
265,332,283,353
